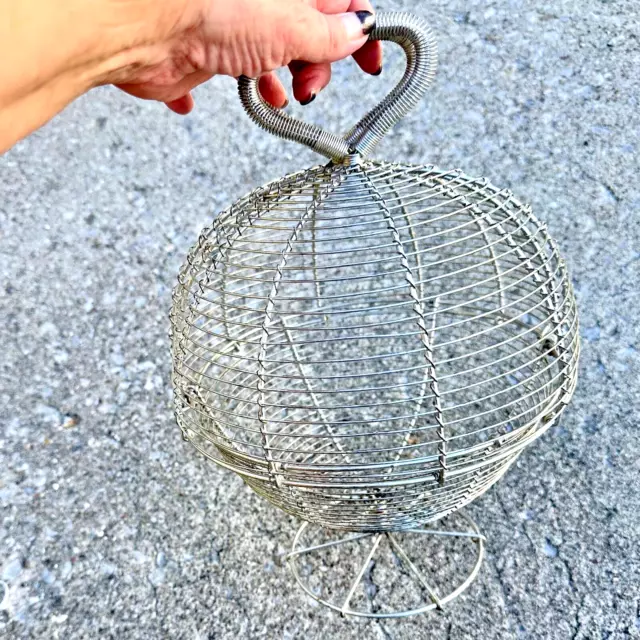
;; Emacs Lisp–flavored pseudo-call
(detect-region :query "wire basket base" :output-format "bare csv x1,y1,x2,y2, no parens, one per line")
285,511,484,619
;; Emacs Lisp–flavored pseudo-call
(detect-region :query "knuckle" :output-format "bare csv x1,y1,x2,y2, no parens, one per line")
284,12,329,61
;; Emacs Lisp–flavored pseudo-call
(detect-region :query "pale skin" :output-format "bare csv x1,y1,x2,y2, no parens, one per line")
0,0,381,154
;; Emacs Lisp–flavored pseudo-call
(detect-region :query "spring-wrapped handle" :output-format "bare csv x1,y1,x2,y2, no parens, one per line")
237,12,438,162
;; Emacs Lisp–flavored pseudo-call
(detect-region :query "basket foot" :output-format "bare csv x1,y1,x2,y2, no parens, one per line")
284,511,485,619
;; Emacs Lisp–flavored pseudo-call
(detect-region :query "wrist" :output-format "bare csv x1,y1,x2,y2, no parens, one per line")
0,0,197,152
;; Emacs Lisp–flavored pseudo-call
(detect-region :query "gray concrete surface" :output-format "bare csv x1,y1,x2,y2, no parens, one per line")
1,0,639,638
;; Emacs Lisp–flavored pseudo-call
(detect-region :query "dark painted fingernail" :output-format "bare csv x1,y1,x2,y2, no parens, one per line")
356,11,376,35
300,93,316,106
372,65,383,76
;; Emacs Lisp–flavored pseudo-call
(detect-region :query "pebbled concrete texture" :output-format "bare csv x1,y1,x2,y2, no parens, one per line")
1,0,639,638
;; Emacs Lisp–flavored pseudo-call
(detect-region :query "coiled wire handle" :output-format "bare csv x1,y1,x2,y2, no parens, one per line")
237,12,438,162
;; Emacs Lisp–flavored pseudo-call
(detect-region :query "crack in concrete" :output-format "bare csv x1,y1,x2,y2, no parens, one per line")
539,483,579,595
363,558,379,614
375,620,393,640
570,592,587,640
446,621,453,640
491,488,530,635
492,557,521,636
495,486,540,566
151,584,160,627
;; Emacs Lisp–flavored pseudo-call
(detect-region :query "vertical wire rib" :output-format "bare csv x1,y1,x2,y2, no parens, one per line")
428,176,515,506
471,191,574,415
388,178,431,451
526,231,576,412
277,316,353,466
173,182,271,440
256,166,349,486
360,168,448,486
311,183,323,305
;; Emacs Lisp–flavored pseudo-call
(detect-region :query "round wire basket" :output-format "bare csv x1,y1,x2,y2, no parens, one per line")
169,11,579,616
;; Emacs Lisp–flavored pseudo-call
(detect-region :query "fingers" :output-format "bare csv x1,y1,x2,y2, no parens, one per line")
287,4,381,105
315,0,352,12
352,39,382,75
288,61,331,104
165,93,194,115
116,69,213,103
258,73,289,108
117,2,382,114
286,8,374,64
348,0,383,74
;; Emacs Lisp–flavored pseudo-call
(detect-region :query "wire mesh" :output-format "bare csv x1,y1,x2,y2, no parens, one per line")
170,160,579,532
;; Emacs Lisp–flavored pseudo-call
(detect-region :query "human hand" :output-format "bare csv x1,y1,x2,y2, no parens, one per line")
109,0,382,115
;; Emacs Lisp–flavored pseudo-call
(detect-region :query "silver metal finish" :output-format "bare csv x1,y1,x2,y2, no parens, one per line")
238,12,438,162
171,160,579,529
169,11,580,617
286,511,485,618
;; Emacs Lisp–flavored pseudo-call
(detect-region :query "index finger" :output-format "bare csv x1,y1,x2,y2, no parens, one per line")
349,0,383,74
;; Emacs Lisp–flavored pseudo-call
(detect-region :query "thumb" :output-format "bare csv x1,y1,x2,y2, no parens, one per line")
286,10,375,64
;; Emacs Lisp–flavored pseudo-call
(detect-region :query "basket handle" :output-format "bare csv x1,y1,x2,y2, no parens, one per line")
237,12,438,163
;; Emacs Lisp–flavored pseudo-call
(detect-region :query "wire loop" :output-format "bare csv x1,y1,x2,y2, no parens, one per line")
237,12,438,161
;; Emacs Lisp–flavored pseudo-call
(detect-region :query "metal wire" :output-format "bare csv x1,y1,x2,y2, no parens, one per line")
238,12,438,162
170,12,579,538
170,160,580,532
286,511,485,617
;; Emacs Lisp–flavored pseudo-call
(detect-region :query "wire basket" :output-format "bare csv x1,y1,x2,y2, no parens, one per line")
169,11,579,616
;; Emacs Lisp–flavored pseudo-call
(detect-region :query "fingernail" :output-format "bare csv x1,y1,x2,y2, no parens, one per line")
281,99,290,109
300,93,316,106
356,11,376,35
372,65,383,76
341,11,376,40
